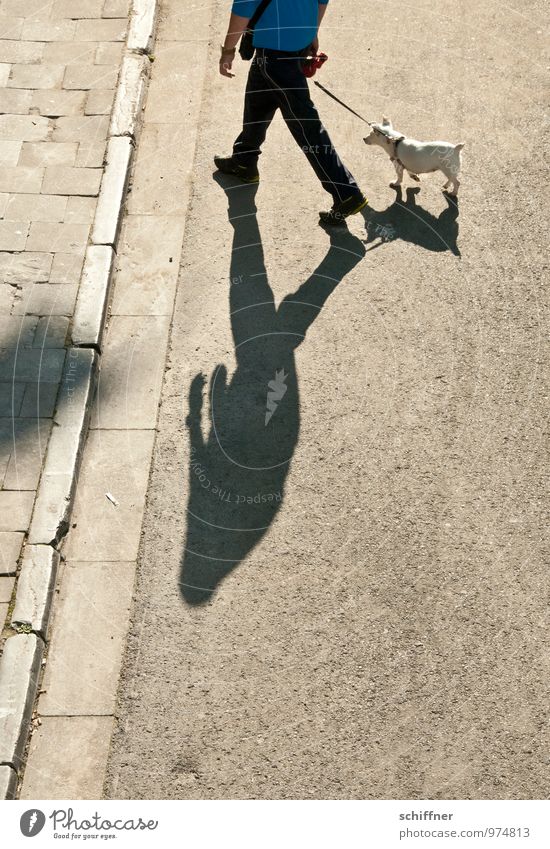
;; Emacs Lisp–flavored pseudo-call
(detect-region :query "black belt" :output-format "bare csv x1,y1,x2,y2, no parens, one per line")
255,46,310,59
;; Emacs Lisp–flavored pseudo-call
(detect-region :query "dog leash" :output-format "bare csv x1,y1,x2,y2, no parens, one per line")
314,80,412,172
313,80,373,126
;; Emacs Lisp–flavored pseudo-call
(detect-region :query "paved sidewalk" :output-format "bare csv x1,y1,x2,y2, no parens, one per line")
0,0,153,799
18,0,191,798
0,0,130,625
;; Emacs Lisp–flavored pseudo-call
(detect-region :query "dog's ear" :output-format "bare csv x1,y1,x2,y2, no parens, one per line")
382,116,392,127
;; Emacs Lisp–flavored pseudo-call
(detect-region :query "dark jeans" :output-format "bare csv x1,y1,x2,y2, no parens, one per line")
232,48,361,203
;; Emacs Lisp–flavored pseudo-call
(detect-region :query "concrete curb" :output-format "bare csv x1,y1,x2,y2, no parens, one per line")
91,137,134,248
127,0,158,53
0,0,158,799
28,348,98,546
110,55,149,138
0,635,43,774
72,247,115,349
11,546,60,642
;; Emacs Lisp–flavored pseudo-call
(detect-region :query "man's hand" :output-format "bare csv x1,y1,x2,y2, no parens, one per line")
219,13,248,78
311,36,319,54
220,52,235,78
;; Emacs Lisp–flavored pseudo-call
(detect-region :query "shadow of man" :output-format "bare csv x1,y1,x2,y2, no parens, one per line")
365,187,461,257
180,178,365,605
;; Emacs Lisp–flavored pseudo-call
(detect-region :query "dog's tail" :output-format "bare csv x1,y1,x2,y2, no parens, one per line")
455,142,465,150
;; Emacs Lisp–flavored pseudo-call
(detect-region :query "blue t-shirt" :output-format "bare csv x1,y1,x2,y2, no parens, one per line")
232,0,329,53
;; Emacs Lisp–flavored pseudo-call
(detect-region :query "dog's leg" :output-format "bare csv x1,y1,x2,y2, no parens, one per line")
390,161,404,188
442,164,460,195
442,171,460,195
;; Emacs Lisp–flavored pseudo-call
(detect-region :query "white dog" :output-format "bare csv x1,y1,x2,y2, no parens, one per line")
364,117,464,195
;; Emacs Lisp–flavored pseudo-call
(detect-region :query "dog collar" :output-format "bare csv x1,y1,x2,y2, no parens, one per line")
389,135,406,167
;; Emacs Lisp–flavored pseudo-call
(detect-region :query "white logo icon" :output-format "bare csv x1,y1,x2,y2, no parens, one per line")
265,369,288,425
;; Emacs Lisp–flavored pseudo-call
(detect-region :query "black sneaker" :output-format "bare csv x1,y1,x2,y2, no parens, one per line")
214,155,259,184
319,192,368,224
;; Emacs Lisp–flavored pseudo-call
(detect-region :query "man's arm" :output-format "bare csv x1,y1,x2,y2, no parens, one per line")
312,1,329,54
220,12,250,77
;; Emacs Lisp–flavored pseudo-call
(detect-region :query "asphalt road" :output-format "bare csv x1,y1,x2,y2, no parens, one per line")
104,0,549,799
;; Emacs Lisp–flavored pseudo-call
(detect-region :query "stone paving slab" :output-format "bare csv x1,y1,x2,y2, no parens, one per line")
0,532,24,576
75,139,107,167
156,0,210,42
65,196,96,224
32,89,87,117
38,560,135,715
0,348,65,382
0,577,14,603
42,41,97,64
0,138,14,167
33,315,69,347
19,382,59,418
41,165,102,196
0,765,17,799
0,219,28,250
75,19,127,43
64,63,119,90
0,250,52,282
63,429,155,561
1,417,52,490
90,314,170,429
0,88,32,113
0,19,24,41
8,63,65,89
126,122,195,216
0,114,50,141
0,491,35,531
5,193,68,222
12,282,79,316
0,166,44,193
21,715,115,799
18,141,78,166
110,214,185,315
85,88,115,114
0,40,44,63
52,114,109,141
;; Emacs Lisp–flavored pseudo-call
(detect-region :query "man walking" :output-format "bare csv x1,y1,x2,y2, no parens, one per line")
215,0,368,223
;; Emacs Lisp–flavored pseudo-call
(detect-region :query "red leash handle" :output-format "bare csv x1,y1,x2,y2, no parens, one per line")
302,52,328,78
